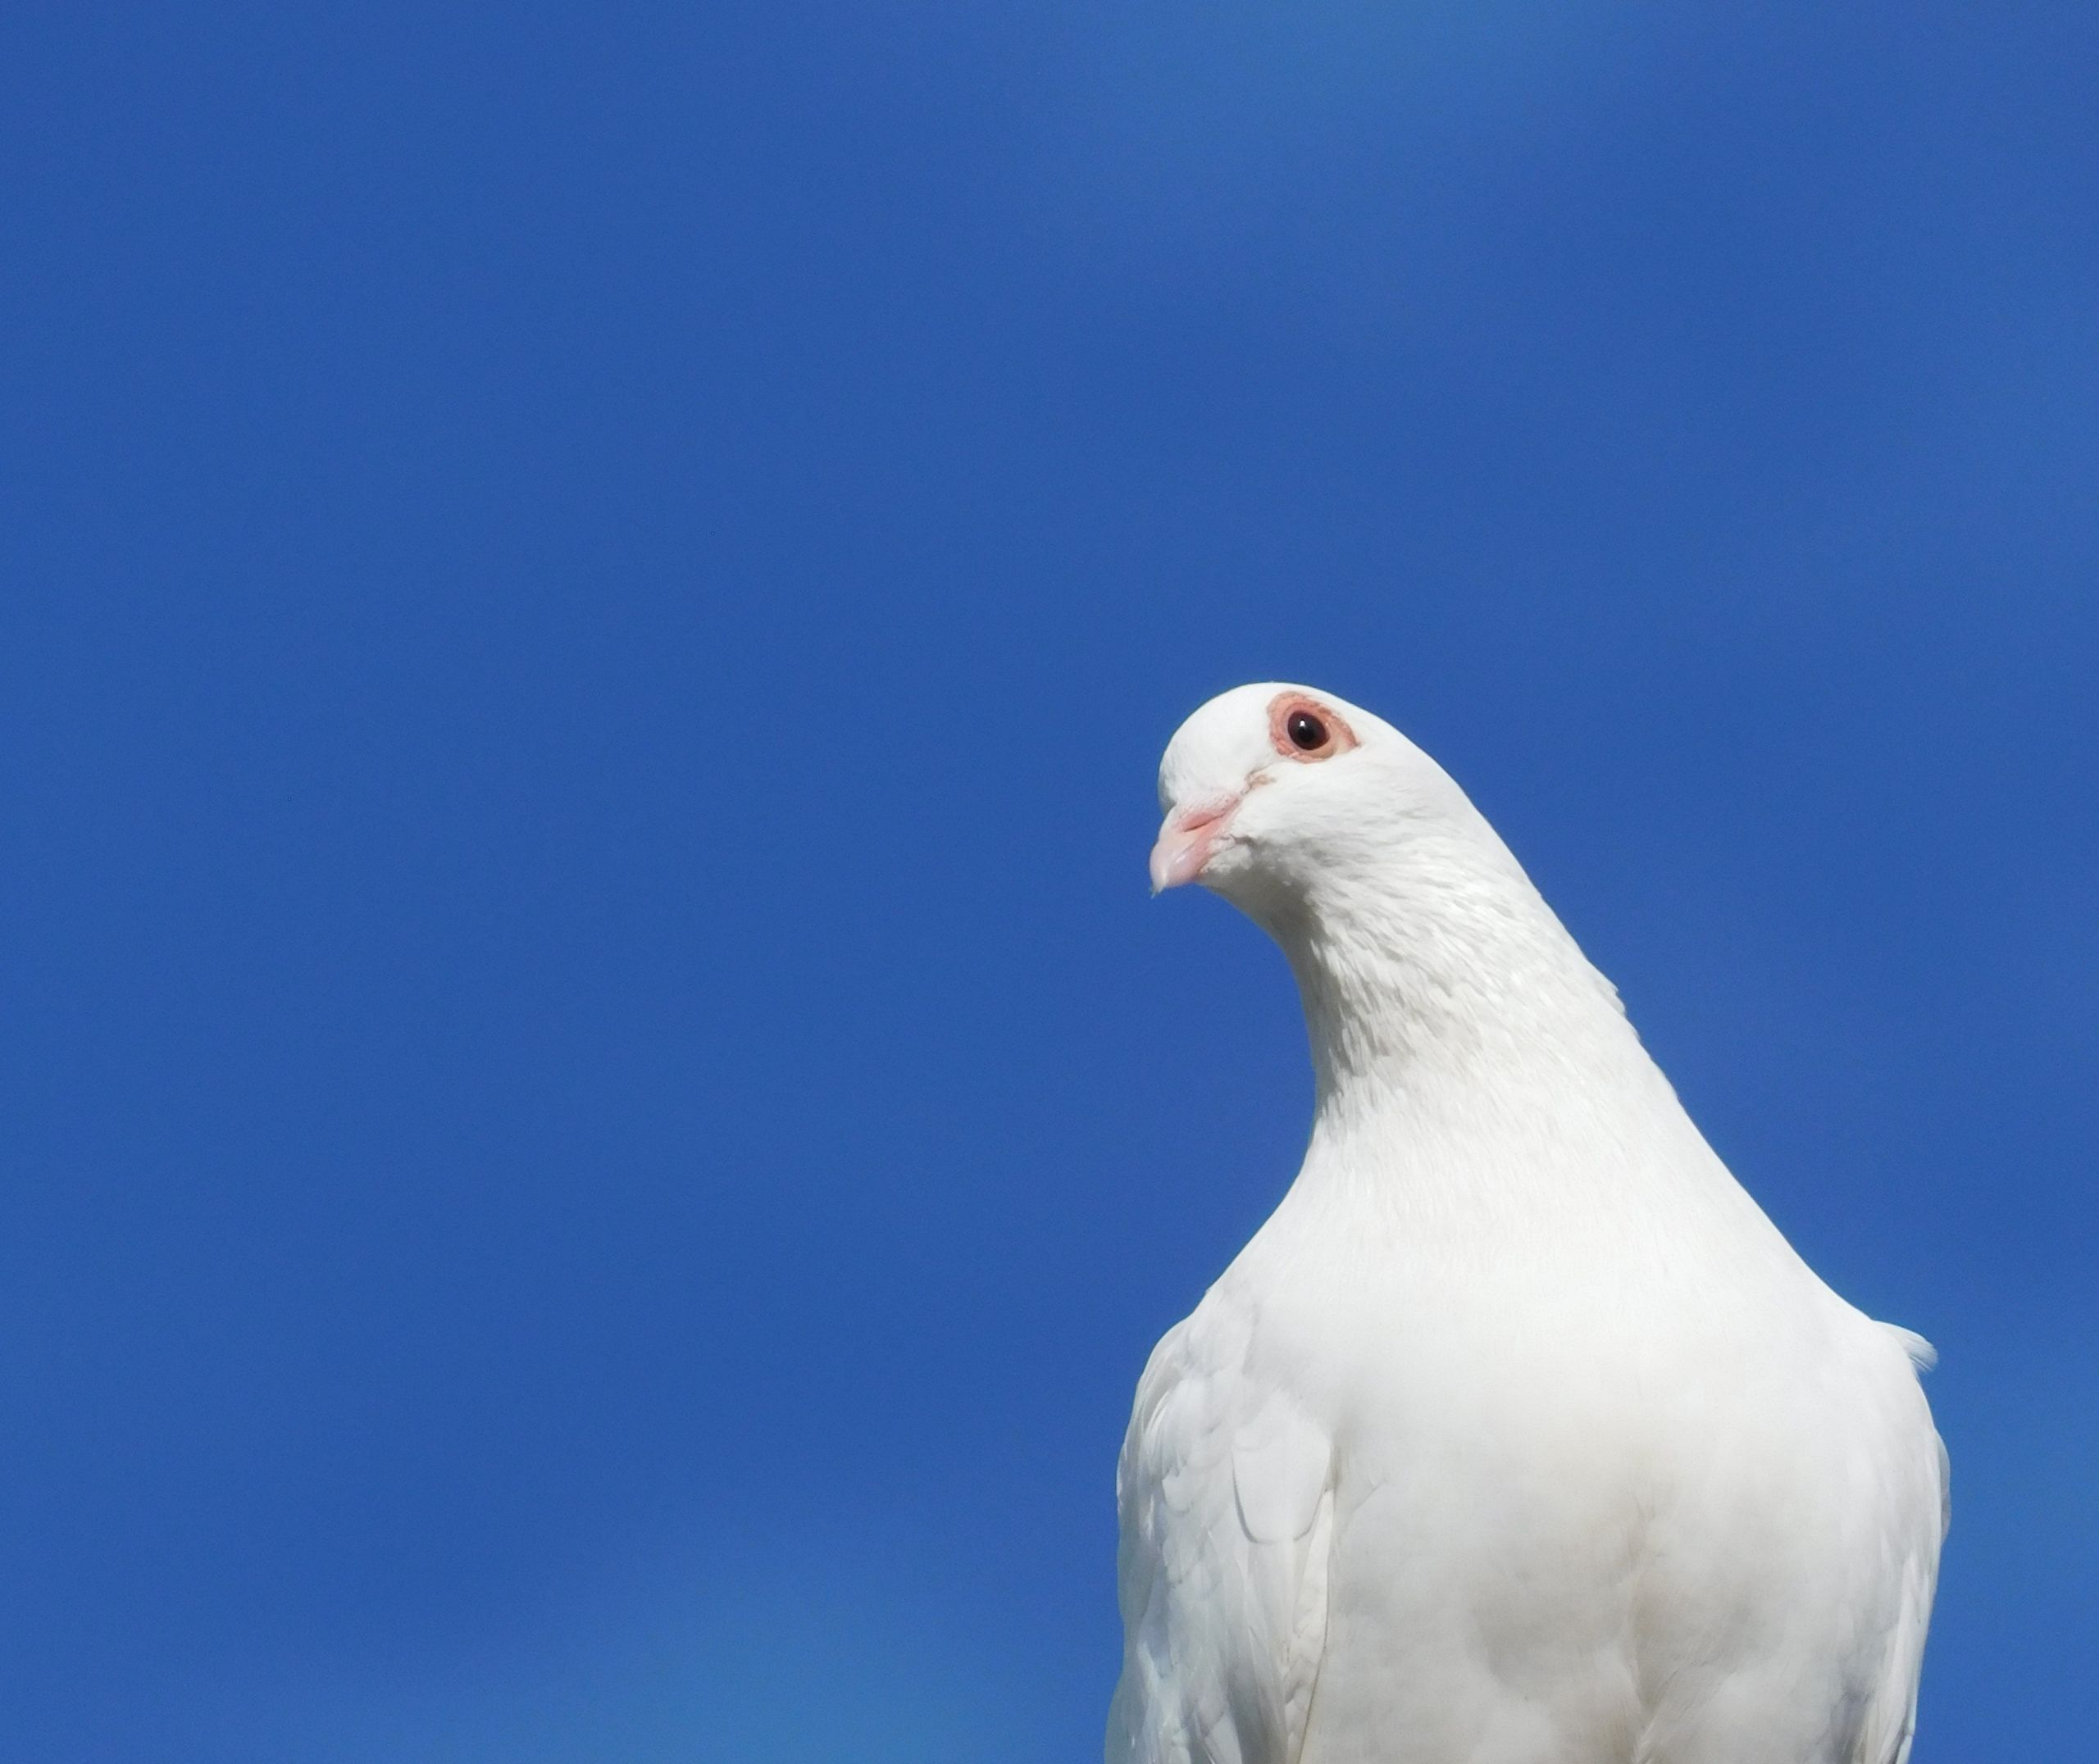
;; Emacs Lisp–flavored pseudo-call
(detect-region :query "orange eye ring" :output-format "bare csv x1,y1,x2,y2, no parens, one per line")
1267,693,1356,762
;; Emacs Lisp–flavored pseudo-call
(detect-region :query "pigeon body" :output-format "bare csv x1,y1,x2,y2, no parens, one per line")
1109,685,1945,1764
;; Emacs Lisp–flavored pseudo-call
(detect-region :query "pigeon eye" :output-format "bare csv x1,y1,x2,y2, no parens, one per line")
1286,711,1328,752
1267,693,1357,762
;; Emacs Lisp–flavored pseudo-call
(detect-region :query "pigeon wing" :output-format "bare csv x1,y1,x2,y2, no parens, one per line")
1851,1334,1950,1764
1107,1305,1336,1764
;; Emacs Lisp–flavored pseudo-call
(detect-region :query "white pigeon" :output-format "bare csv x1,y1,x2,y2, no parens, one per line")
1109,684,1946,1764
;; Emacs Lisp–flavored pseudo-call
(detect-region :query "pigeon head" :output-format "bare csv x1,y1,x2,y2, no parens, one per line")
1150,683,1629,1102
1159,684,1628,1098
1150,682,1477,924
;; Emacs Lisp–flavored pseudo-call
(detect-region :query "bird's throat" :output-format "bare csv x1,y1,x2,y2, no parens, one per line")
1269,853,1648,1174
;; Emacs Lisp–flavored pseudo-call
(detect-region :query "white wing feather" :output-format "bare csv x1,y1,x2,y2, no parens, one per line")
1851,1332,1950,1764
1108,1298,1335,1764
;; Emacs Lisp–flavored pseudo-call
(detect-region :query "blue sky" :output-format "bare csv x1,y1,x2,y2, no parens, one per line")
4,2,2094,1758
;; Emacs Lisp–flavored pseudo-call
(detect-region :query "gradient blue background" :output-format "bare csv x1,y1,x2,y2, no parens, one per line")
5,3,2094,1758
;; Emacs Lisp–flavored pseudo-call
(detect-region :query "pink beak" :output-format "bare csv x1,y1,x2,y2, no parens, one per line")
1150,796,1240,894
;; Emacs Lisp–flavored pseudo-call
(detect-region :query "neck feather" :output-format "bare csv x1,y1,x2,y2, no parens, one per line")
1232,824,1781,1264
1253,827,1655,1160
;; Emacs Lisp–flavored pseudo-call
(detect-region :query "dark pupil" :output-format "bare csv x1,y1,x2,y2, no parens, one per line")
1286,711,1327,752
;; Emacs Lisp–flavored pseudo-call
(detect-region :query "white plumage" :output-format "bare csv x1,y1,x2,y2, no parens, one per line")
1109,684,1946,1764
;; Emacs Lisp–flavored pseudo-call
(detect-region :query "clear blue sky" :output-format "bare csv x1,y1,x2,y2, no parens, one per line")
4,3,2093,1758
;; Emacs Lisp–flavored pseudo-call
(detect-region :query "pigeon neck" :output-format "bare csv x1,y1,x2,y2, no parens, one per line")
1262,832,1646,1151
